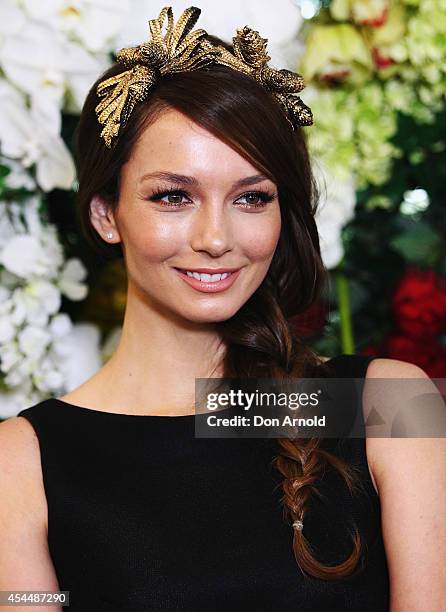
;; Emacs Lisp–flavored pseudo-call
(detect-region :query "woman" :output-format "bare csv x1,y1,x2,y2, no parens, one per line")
1,6,445,611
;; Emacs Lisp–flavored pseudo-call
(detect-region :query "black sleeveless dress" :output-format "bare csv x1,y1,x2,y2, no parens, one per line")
17,354,390,611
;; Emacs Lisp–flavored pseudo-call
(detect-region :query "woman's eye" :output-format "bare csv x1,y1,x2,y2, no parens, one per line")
161,193,188,206
149,189,191,207
236,191,275,208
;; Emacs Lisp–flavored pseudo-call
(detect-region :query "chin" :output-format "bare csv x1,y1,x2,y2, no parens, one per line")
182,304,242,324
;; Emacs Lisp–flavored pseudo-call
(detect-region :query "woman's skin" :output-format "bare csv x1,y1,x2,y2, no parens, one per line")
61,108,282,416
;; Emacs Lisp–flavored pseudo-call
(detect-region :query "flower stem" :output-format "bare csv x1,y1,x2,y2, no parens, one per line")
335,263,355,354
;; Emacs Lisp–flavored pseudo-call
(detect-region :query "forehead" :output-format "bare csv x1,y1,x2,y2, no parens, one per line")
125,108,261,180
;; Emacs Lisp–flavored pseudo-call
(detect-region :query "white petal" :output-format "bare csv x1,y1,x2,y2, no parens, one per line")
49,313,73,338
0,316,15,343
60,258,87,283
35,135,76,191
31,91,63,137
65,49,106,111
0,22,64,98
0,286,11,304
58,259,89,300
74,1,130,53
17,325,51,358
313,160,357,270
11,290,27,326
58,278,88,301
0,80,35,160
21,196,45,239
34,354,65,392
4,368,26,388
53,323,102,391
0,342,21,373
0,235,44,278
20,0,59,24
27,280,62,316
0,0,25,38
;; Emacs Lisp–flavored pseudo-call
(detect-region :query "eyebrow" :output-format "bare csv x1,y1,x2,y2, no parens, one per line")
138,171,272,188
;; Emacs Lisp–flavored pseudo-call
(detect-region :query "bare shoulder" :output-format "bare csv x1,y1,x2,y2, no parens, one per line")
0,417,61,592
363,357,434,495
0,416,48,534
365,356,429,378
0,415,42,477
362,358,446,607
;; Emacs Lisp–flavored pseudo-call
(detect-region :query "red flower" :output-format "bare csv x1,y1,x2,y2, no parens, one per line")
359,6,389,27
383,334,446,378
290,301,327,339
361,345,380,357
392,267,446,340
372,47,395,69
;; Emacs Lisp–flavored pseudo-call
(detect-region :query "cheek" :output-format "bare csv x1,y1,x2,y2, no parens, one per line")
123,215,186,263
239,212,281,261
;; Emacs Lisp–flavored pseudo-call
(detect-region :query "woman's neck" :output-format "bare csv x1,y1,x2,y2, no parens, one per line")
75,296,227,415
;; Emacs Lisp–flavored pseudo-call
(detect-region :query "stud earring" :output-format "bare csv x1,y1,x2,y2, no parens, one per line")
106,232,113,240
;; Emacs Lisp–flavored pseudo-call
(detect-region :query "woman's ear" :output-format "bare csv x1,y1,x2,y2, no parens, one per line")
89,195,121,244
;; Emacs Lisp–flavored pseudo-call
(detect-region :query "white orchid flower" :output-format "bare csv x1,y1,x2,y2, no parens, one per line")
48,313,73,339
33,354,65,392
10,282,62,328
4,354,37,387
58,258,88,301
313,160,357,270
0,80,76,191
0,0,25,42
0,315,15,344
21,0,129,54
0,233,61,279
0,18,106,112
50,322,102,391
0,341,21,374
18,324,52,360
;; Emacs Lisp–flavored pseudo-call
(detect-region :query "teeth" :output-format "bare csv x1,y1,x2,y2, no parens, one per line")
184,270,231,282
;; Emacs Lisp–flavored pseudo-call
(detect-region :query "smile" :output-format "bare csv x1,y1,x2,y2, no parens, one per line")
173,267,242,293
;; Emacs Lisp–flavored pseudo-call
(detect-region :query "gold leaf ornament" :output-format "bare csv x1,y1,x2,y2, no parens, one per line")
95,65,157,147
95,5,313,148
201,24,313,130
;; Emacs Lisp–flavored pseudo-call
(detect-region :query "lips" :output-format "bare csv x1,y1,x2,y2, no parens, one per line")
174,267,240,274
173,266,242,293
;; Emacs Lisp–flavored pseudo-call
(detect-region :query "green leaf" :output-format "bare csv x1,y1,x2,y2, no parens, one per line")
0,164,11,179
390,223,442,265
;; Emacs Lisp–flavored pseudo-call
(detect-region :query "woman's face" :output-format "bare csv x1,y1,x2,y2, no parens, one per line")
94,108,282,323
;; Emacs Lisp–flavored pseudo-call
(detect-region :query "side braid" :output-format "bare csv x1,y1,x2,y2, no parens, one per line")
274,436,364,579
220,289,366,579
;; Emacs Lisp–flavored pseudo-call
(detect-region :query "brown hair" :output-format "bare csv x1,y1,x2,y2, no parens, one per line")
75,35,365,580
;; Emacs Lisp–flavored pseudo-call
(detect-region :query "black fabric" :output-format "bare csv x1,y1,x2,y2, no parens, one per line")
17,354,390,611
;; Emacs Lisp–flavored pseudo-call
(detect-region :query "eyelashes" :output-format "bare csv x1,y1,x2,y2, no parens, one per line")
146,185,277,209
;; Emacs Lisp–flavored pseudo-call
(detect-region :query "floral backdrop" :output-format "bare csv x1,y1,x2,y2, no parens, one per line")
0,0,445,417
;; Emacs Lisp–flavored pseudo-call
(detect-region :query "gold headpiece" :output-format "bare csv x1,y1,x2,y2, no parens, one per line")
95,5,313,148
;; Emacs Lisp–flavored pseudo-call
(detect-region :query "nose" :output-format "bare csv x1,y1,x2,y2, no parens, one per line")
189,201,234,257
